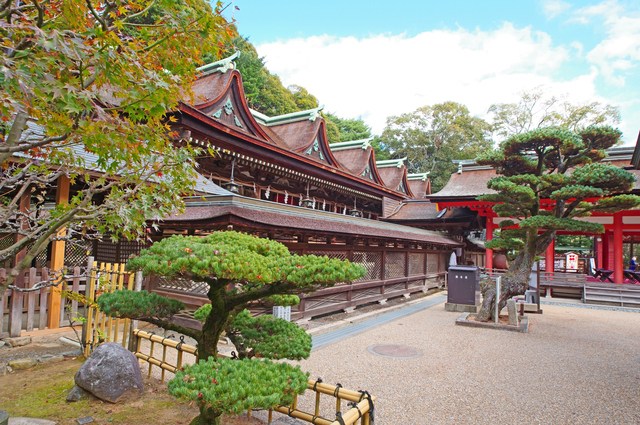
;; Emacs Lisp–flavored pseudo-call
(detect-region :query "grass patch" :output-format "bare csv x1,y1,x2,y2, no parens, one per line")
0,359,265,424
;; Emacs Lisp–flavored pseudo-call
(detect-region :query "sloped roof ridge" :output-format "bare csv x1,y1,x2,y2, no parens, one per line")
376,157,407,168
196,51,241,76
407,172,429,181
251,105,324,127
329,138,372,151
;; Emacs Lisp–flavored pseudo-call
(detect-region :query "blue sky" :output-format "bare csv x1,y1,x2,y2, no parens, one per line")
225,0,640,143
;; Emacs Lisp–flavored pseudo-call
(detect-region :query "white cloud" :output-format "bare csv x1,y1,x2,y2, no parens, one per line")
543,0,572,19
571,1,640,86
255,23,615,137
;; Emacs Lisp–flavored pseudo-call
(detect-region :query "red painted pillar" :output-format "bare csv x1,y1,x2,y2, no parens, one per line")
595,235,604,269
614,214,623,284
485,215,494,270
545,238,555,273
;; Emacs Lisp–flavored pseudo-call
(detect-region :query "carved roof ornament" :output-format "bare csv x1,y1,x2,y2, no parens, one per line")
306,139,324,160
196,51,241,76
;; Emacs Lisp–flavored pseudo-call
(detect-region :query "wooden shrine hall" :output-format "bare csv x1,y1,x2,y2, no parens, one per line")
143,54,466,320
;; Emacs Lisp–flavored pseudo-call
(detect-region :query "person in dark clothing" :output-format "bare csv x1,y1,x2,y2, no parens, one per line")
630,256,637,271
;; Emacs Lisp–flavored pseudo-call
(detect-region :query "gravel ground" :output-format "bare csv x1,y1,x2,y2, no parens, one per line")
284,300,640,425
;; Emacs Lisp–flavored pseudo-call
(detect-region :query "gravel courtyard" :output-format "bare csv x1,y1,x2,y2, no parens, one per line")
292,299,640,425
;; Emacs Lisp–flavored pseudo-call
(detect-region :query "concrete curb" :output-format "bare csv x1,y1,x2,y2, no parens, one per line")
455,312,529,333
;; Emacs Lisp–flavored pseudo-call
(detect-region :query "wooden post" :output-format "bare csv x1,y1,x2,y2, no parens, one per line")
614,213,623,284
485,215,494,271
9,191,31,336
47,175,70,329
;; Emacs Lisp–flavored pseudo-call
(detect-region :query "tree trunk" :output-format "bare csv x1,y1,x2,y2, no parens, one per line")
476,229,553,322
190,404,222,425
198,285,231,360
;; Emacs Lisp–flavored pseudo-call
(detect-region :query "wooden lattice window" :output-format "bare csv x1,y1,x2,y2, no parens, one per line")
157,276,209,296
95,240,118,263
427,253,440,274
307,251,348,261
408,253,425,276
385,252,406,279
352,251,382,282
441,252,451,272
64,240,92,267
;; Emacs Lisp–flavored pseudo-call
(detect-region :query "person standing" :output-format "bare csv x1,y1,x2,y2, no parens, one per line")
630,256,637,271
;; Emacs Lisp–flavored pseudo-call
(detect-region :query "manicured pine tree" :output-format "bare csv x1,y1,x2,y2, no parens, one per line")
98,231,365,425
475,126,640,321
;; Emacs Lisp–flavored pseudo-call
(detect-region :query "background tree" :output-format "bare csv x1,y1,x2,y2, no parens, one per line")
98,231,365,359
489,87,621,139
324,113,372,144
379,101,492,192
475,126,640,321
0,0,231,295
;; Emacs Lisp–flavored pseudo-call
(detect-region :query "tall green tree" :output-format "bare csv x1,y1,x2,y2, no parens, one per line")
489,87,621,139
0,0,231,295
475,126,640,321
379,102,492,192
324,113,372,144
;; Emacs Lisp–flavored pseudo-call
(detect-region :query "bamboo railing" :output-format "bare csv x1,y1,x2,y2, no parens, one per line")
82,262,135,357
132,329,375,425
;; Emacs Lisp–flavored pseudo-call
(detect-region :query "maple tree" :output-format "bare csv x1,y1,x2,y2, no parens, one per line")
0,0,231,295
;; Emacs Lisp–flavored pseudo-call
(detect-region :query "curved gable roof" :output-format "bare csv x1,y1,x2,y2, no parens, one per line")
266,115,342,168
407,173,430,199
330,139,384,185
189,70,274,145
376,158,414,198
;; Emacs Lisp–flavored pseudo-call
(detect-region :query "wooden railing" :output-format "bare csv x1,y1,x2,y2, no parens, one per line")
132,329,375,425
151,247,451,320
0,261,141,339
1,265,91,337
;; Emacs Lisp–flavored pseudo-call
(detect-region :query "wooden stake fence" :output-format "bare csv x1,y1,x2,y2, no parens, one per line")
132,329,375,425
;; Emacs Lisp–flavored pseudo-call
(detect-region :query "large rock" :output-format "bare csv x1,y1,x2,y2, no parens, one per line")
8,358,37,370
2,337,31,347
74,343,143,404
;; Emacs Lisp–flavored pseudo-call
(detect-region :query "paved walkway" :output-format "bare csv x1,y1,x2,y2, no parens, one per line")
290,295,640,425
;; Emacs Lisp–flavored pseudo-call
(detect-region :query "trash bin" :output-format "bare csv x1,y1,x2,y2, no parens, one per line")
447,266,481,306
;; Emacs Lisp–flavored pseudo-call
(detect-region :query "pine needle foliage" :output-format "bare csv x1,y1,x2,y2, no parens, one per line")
97,290,184,320
225,309,312,360
168,357,309,424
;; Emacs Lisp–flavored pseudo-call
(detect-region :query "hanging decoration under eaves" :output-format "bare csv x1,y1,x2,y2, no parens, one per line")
194,141,382,201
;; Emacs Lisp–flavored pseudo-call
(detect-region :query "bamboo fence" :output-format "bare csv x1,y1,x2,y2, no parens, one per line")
132,329,375,425
82,262,135,357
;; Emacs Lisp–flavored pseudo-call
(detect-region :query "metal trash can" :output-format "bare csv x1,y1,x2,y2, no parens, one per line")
447,266,481,306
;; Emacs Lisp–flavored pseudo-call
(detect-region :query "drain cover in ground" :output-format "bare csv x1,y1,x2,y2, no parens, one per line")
366,344,422,359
